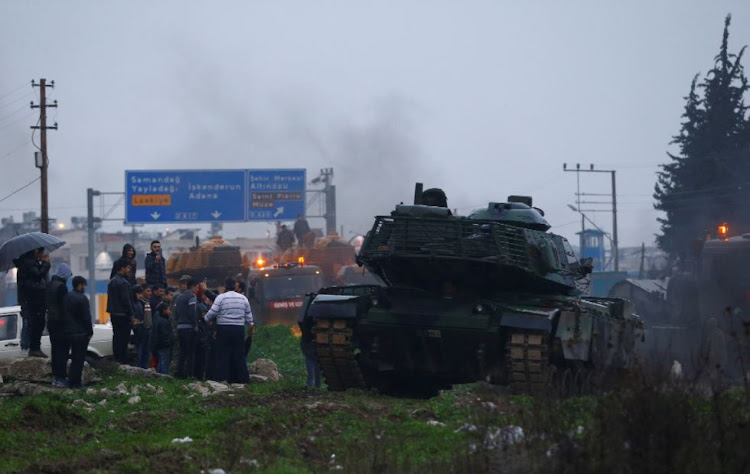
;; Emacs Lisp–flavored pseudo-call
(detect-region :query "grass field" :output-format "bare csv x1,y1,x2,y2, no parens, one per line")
1,325,749,473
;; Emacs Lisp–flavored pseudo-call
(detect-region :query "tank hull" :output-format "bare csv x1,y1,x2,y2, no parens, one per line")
305,285,642,395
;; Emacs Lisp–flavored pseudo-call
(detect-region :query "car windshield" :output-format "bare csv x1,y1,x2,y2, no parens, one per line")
261,275,322,300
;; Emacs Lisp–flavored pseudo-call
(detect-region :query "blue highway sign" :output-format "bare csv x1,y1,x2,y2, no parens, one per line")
247,169,306,221
126,170,247,224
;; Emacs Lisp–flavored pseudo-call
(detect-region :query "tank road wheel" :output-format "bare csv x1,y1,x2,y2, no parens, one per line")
560,368,573,397
313,318,367,392
584,370,595,395
506,330,550,395
546,365,560,394
572,368,585,396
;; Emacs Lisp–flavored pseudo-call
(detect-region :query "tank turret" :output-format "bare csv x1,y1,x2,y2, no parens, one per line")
357,187,589,297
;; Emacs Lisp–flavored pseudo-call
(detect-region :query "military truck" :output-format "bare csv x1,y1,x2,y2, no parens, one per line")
281,233,357,285
166,236,249,288
630,225,750,374
299,184,643,395
247,263,324,327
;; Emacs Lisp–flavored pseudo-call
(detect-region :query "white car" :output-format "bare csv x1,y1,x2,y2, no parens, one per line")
0,305,113,373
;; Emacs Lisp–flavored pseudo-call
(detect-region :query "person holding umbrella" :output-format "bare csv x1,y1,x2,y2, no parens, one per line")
0,232,66,357
15,248,51,357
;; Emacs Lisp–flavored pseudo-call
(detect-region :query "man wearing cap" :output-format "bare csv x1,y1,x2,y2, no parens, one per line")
46,263,72,386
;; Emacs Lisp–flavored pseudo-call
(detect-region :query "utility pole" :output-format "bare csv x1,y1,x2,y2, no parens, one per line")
30,79,58,233
86,189,125,321
639,242,645,279
87,188,100,321
563,163,586,257
319,168,335,234
562,163,619,271
307,168,336,235
611,169,618,271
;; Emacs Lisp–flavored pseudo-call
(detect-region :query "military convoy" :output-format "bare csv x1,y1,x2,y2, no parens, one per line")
299,184,643,395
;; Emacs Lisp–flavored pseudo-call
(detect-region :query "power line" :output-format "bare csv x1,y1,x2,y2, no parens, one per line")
0,103,32,126
31,116,41,151
0,91,33,111
0,140,31,161
0,111,35,132
0,84,28,102
0,177,40,204
0,205,86,212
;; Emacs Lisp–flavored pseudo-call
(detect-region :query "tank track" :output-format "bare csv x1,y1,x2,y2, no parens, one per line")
506,330,550,394
313,318,367,391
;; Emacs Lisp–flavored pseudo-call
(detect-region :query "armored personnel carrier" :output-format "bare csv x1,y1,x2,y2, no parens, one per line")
299,184,643,395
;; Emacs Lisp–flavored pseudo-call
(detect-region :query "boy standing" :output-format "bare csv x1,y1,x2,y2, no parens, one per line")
151,302,172,375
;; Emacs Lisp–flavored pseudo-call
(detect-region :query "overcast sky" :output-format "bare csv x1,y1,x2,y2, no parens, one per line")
2,1,750,249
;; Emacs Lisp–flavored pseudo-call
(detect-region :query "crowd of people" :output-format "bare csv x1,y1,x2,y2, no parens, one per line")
13,236,322,389
107,240,255,384
15,248,92,389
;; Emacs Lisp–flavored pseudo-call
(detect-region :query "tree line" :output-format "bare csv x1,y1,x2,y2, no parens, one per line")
654,14,750,259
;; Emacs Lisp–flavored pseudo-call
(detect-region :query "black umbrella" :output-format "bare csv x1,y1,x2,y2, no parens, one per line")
0,232,66,272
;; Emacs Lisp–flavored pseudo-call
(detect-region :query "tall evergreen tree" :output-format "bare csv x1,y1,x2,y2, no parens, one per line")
654,14,750,258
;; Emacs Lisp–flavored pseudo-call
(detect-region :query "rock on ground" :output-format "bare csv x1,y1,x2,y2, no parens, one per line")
484,425,525,449
0,381,58,396
206,381,231,393
248,358,281,382
118,365,170,378
249,374,268,383
8,357,97,385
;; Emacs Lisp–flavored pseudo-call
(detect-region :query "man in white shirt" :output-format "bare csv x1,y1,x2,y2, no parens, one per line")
204,277,253,384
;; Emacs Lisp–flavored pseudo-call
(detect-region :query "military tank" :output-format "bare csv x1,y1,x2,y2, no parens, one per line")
299,184,643,395
166,236,249,288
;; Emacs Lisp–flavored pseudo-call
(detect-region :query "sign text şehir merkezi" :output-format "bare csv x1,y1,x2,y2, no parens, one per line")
125,169,306,224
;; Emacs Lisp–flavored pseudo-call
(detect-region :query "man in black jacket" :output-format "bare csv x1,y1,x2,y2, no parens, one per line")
14,248,51,357
107,260,134,364
293,214,311,247
46,263,72,387
144,240,166,288
276,225,294,252
174,278,198,378
63,276,94,388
